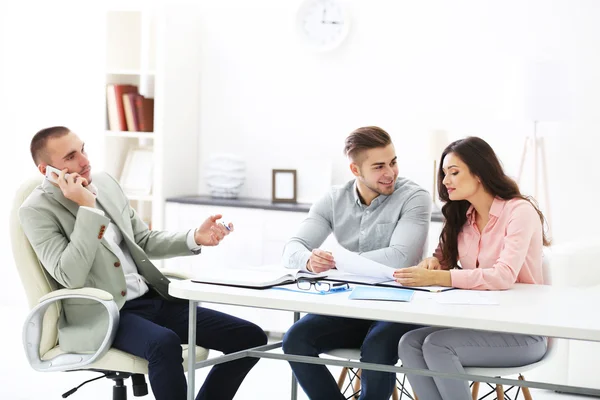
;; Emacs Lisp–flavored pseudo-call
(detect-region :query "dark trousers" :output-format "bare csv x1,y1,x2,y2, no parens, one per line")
282,314,420,400
112,291,268,400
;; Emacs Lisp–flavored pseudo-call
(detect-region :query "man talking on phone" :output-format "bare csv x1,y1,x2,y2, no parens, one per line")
281,126,432,400
19,126,267,400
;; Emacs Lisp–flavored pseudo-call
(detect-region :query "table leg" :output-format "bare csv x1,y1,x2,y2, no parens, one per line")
291,311,300,400
188,300,198,400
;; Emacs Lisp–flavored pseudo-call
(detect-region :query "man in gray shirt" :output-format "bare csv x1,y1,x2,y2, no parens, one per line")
281,126,432,400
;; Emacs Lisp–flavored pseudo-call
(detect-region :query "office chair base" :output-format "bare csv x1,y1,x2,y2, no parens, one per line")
106,372,149,399
62,371,148,399
113,382,127,400
131,373,149,396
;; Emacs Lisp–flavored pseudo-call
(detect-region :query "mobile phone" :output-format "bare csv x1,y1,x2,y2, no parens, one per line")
45,165,70,184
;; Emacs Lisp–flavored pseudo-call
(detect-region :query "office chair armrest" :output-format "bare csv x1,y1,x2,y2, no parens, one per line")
162,268,192,280
23,288,119,372
39,287,114,302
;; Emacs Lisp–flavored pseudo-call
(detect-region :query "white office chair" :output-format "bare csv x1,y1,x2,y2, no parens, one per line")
10,177,209,399
326,348,409,400
465,250,555,400
329,251,553,400
465,338,556,400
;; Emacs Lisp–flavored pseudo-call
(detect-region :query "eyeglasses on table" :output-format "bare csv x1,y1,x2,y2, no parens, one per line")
296,279,350,293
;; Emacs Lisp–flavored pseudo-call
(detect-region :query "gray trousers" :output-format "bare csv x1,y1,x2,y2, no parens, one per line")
398,326,547,400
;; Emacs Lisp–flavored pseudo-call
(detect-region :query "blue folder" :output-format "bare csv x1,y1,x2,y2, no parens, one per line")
348,286,415,302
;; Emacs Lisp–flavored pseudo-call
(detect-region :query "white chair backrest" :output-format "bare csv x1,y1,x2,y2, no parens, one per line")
10,176,60,355
544,336,556,360
542,248,552,286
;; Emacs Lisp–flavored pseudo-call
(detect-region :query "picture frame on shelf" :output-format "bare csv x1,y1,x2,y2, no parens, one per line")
120,147,154,196
272,169,297,203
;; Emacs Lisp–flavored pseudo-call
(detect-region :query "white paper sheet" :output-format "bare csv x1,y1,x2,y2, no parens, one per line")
332,246,395,279
325,270,387,285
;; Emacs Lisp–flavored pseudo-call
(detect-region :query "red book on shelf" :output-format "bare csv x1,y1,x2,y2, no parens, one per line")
106,84,138,131
135,96,154,132
123,93,140,131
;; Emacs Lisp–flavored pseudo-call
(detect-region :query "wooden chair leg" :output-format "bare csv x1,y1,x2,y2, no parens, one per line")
353,369,362,399
392,383,399,400
495,384,504,399
471,381,480,400
519,375,533,400
337,367,348,389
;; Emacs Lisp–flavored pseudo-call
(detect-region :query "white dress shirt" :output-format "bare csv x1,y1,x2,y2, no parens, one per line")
80,186,200,301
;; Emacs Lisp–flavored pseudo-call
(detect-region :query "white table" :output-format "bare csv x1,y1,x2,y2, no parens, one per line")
169,280,600,400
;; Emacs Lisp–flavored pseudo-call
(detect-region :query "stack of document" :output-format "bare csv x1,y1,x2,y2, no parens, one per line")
191,247,456,293
325,247,454,293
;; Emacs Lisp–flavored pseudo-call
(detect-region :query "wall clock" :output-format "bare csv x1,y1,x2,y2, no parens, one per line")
296,0,351,52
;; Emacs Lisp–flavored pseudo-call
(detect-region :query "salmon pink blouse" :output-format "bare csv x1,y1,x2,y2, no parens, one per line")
435,197,544,290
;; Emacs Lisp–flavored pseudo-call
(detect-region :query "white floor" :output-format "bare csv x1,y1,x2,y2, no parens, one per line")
1,305,594,400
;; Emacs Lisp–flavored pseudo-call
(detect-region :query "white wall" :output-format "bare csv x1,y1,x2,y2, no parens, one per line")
2,0,598,291
192,0,600,245
1,1,599,398
0,1,105,304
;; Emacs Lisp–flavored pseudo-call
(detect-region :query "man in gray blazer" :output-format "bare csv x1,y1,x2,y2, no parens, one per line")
19,126,267,400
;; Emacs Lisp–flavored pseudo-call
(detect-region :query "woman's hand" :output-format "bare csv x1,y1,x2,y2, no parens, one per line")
416,257,442,270
393,267,451,287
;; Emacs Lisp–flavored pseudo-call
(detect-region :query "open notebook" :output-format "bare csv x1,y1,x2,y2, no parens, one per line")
191,268,329,289
191,247,455,292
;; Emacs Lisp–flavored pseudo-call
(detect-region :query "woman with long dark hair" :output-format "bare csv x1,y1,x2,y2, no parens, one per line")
394,136,550,400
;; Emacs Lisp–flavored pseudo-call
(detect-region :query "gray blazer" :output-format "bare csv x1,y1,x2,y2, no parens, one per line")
19,172,195,352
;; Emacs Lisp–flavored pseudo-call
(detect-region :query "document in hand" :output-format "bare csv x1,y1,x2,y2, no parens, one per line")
333,246,395,279
191,267,328,289
348,286,415,302
327,247,454,293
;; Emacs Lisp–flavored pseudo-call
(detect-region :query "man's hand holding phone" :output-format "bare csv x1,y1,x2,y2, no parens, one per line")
48,167,96,208
306,249,336,273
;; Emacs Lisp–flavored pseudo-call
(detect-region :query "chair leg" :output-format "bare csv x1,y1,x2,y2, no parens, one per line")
392,383,399,400
495,384,504,399
519,375,533,400
471,381,480,400
353,369,362,399
338,367,349,389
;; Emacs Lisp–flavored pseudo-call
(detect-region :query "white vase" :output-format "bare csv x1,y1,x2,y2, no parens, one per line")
205,154,246,198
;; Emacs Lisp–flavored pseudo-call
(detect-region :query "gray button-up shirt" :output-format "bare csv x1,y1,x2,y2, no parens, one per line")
282,177,432,271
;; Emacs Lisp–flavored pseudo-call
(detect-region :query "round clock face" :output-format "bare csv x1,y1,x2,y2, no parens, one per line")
296,0,350,51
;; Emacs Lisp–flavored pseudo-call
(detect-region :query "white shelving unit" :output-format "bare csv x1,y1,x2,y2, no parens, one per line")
105,10,155,226
103,5,203,232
